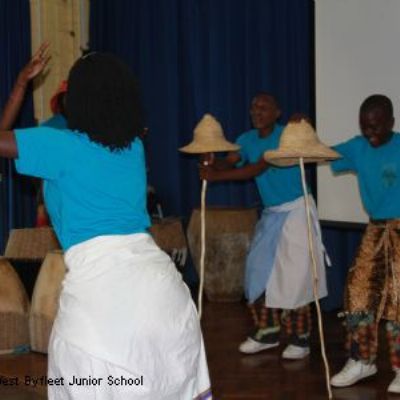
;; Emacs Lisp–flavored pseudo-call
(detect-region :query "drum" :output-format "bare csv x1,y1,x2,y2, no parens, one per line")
29,250,66,353
187,207,258,302
0,257,30,354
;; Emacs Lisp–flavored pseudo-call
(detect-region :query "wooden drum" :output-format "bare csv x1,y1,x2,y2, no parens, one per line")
0,257,30,354
187,207,258,302
29,250,66,353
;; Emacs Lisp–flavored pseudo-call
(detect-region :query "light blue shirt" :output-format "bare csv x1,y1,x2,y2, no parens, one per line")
331,133,400,220
236,125,304,207
14,127,151,250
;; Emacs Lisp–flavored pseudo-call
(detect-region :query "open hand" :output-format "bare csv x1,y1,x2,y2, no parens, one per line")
18,42,51,84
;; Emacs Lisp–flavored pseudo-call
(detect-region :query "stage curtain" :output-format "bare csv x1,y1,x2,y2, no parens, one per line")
0,0,36,252
89,0,314,217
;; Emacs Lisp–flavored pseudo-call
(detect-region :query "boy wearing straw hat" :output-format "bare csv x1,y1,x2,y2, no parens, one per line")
200,93,328,360
330,95,400,393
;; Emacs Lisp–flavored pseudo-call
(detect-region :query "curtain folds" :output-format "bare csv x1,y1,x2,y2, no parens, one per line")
0,0,36,252
0,1,363,309
89,0,314,217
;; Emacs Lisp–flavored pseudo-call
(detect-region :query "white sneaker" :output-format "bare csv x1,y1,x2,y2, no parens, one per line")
330,358,377,387
282,344,310,360
238,337,279,354
388,370,400,393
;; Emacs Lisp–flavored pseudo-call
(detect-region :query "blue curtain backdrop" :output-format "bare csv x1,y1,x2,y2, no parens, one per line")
321,224,364,310
90,0,314,218
90,0,367,305
0,0,362,309
0,0,36,252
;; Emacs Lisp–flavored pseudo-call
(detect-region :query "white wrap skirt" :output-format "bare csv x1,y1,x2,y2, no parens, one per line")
47,233,212,400
245,195,328,309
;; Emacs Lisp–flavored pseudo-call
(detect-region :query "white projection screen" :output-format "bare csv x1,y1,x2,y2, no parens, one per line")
315,0,400,223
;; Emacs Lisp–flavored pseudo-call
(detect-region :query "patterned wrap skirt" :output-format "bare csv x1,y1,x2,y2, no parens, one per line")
345,219,400,323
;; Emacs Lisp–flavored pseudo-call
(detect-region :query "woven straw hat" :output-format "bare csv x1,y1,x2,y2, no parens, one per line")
179,114,240,154
263,119,340,167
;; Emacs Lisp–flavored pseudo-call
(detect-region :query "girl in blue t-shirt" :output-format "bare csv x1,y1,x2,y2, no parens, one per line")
0,52,211,399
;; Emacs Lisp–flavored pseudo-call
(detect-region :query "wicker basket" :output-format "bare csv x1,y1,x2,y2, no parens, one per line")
0,257,30,353
29,251,65,353
4,228,60,261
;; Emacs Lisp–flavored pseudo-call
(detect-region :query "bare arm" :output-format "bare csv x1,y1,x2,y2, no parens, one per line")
210,151,241,170
200,157,268,182
199,151,240,169
0,43,50,130
0,131,18,158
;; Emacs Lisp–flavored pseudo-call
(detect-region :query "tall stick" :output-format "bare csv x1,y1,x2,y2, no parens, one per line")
198,179,208,319
299,158,332,399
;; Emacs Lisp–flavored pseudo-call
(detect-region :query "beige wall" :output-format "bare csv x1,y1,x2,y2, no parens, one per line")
30,0,89,122
315,0,400,223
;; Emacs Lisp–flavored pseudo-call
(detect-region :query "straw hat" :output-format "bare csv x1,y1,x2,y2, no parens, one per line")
179,114,240,154
263,119,340,167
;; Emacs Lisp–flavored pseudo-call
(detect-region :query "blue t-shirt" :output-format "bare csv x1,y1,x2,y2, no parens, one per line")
236,125,303,207
40,113,67,130
331,133,400,219
14,127,151,250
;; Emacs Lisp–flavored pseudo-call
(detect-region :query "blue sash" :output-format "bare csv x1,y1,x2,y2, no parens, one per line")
244,208,289,303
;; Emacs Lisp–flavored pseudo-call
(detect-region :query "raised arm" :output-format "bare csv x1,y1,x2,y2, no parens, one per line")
0,43,50,130
0,131,18,158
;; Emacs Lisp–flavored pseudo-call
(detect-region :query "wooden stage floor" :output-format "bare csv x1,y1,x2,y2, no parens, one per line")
0,301,398,399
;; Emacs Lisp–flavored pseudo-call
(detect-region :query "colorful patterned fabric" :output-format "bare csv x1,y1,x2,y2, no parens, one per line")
344,312,377,363
248,304,311,346
282,306,311,347
387,321,400,370
345,220,400,322
343,312,400,369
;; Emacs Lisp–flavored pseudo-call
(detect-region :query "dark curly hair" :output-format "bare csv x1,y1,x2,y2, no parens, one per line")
66,53,144,151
